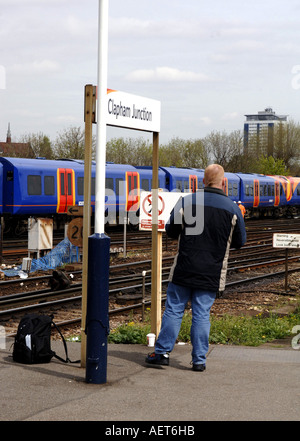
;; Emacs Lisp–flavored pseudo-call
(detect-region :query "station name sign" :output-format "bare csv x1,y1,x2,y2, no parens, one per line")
106,89,161,133
273,233,300,248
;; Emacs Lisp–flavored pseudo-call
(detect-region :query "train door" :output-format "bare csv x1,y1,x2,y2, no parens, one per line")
126,171,140,211
189,175,197,193
223,177,228,195
253,179,259,207
274,180,280,206
57,168,75,213
282,177,291,201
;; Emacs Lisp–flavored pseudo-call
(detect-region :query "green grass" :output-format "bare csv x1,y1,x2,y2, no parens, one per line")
209,312,298,346
68,304,300,347
106,305,300,347
108,321,151,344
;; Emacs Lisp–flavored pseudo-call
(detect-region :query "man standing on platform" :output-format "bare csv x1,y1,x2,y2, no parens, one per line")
145,164,247,371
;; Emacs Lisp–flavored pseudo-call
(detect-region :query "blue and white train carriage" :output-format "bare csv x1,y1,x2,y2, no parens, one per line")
1,156,300,235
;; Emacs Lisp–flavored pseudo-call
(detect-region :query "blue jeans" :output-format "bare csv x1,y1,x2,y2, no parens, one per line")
155,282,216,365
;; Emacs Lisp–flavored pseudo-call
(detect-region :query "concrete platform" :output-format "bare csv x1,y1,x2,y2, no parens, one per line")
0,339,299,422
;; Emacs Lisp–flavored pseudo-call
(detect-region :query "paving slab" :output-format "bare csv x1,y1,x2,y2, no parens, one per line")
0,339,299,422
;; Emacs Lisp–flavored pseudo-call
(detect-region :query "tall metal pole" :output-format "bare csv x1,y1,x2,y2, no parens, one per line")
95,0,108,235
85,0,110,384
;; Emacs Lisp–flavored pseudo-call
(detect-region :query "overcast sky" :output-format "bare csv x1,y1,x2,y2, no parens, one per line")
1,0,300,145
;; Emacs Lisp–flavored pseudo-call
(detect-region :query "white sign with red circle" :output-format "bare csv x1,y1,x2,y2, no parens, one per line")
139,191,183,231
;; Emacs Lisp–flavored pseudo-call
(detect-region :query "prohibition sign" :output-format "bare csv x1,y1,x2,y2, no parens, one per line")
142,193,165,217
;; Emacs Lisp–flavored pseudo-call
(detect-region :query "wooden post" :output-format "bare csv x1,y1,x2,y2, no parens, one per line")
151,132,162,338
81,84,95,367
285,248,288,292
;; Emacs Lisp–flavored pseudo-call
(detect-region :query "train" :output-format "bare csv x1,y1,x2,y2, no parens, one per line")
1,156,300,235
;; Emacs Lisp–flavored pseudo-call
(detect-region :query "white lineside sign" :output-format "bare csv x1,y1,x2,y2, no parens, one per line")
273,233,300,248
139,191,183,231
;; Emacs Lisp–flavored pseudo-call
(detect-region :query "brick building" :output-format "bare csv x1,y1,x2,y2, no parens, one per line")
0,123,34,157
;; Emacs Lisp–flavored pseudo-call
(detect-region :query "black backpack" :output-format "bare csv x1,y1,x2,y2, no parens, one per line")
12,313,79,364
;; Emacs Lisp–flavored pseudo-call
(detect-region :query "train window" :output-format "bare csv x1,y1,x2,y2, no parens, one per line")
264,185,267,196
246,183,254,196
77,177,95,196
127,174,138,196
44,176,54,195
133,174,138,195
141,179,149,191
116,178,124,196
91,177,95,196
228,182,232,196
268,185,274,196
184,180,189,192
77,177,84,195
198,180,203,189
190,175,197,193
60,173,65,196
28,175,41,195
233,183,238,196
6,170,13,181
283,183,287,194
176,180,182,191
67,173,72,196
106,177,114,191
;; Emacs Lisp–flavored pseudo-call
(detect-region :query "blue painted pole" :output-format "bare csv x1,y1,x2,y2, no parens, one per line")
85,0,109,385
85,233,110,384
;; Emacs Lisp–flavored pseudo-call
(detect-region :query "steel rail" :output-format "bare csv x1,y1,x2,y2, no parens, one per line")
6,265,300,338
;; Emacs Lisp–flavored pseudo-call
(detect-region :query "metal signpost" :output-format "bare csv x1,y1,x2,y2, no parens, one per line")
84,0,161,384
85,0,110,384
273,233,300,291
139,191,183,337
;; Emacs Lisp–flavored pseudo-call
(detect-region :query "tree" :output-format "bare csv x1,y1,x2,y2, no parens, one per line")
133,139,153,166
224,130,249,172
181,139,208,168
159,137,208,168
53,126,86,159
19,132,53,159
273,120,300,171
106,137,152,165
255,156,290,175
203,131,235,168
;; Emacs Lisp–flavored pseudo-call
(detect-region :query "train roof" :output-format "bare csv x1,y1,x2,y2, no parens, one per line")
0,157,138,171
224,172,240,181
235,172,276,182
159,166,204,177
105,162,136,170
0,157,85,169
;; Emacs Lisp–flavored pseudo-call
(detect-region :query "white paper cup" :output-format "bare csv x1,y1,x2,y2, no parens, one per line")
147,333,155,347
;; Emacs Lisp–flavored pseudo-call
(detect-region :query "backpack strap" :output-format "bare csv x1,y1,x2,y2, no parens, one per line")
51,320,80,364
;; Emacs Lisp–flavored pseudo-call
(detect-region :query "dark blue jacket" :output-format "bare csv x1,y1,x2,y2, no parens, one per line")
166,187,247,293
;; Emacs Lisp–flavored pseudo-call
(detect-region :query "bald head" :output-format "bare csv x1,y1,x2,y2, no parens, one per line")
204,164,225,190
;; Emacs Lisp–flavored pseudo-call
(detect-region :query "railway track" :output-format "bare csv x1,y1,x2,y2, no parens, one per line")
1,218,300,335
1,245,300,336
